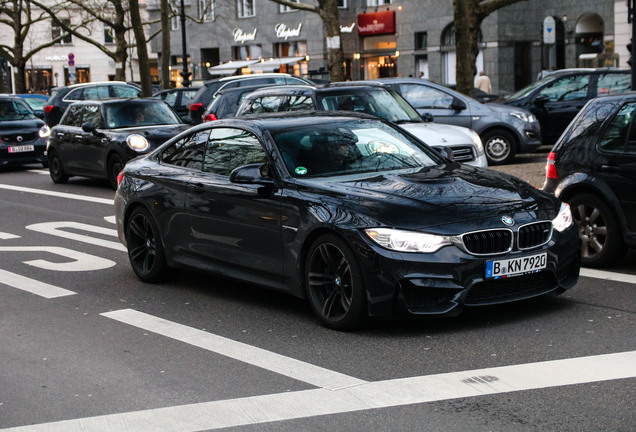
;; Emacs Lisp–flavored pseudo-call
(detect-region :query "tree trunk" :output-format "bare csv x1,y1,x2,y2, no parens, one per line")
318,0,345,82
129,0,152,96
454,0,480,97
160,0,171,89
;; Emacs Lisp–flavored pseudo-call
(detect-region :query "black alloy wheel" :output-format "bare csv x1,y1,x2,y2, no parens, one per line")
305,234,367,330
568,193,625,267
48,150,69,184
108,153,124,190
126,207,169,282
482,128,517,165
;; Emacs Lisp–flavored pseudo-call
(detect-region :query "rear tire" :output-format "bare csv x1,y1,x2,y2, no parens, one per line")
482,129,517,165
125,207,169,282
48,150,69,184
568,193,625,267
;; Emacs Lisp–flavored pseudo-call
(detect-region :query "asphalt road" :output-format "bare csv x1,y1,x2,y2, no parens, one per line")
0,162,634,432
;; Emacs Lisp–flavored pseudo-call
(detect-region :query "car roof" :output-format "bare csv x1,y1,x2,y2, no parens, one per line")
68,98,164,107
242,83,389,98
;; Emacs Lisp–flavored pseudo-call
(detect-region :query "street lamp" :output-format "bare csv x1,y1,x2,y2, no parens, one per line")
179,0,191,87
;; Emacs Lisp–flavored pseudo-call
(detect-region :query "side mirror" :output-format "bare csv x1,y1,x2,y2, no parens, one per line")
81,122,97,134
451,98,467,111
534,94,550,105
229,163,274,185
421,112,434,122
432,146,455,162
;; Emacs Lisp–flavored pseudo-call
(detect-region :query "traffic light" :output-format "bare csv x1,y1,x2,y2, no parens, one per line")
628,40,633,68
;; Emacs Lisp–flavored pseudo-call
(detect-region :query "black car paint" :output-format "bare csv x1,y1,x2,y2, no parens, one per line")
115,113,580,325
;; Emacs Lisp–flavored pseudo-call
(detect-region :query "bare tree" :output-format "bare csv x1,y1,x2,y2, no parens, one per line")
0,0,81,92
268,0,345,82
454,0,527,96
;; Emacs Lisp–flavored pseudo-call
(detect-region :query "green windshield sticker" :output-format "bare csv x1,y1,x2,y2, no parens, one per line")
295,166,308,175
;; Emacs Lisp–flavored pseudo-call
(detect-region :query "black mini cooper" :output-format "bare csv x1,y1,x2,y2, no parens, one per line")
46,98,190,189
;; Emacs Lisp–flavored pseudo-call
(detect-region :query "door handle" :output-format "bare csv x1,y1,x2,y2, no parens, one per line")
187,183,206,193
600,164,620,173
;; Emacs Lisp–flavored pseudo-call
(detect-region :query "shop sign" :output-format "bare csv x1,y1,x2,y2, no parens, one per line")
45,55,68,61
357,10,395,36
340,23,356,33
275,23,302,40
233,28,257,44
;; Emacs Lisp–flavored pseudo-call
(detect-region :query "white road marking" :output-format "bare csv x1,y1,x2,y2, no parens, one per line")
104,215,116,224
580,268,636,285
101,309,366,391
26,169,49,175
2,349,634,432
0,184,113,205
0,232,20,240
0,269,75,298
26,222,125,252
0,246,115,271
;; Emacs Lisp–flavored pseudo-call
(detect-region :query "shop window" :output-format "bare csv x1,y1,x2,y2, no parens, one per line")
274,41,307,57
366,0,391,6
232,44,262,60
237,0,255,18
52,19,72,45
338,0,347,7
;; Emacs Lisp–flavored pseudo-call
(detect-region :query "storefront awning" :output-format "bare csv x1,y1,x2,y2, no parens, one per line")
208,60,260,75
247,57,305,73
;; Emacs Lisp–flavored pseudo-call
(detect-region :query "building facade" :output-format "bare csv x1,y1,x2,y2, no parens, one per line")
151,0,629,95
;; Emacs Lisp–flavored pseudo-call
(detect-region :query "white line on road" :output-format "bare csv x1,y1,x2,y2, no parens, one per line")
3,348,634,432
101,308,366,391
0,232,20,240
0,184,113,205
580,268,636,285
0,269,75,298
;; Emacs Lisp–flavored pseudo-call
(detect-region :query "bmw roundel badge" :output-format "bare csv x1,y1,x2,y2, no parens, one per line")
501,216,515,226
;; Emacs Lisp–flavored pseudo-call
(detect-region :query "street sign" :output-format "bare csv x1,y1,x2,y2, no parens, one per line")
543,16,556,44
68,53,75,67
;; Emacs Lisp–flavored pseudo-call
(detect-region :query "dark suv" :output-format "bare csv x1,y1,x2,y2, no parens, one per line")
44,81,141,126
186,73,312,124
504,68,630,145
543,93,636,267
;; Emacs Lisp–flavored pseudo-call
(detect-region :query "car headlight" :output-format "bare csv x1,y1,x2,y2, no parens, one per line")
471,130,484,155
126,134,149,152
39,124,51,138
552,202,573,232
510,111,536,123
364,228,451,253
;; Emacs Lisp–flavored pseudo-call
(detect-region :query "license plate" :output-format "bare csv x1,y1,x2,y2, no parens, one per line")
486,252,547,279
8,145,35,153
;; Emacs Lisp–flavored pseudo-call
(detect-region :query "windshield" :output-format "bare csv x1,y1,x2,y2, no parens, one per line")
270,118,441,178
0,99,37,120
104,102,182,128
316,88,422,123
506,75,560,100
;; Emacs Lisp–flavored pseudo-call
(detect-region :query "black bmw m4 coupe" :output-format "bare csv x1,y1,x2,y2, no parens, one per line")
115,112,580,330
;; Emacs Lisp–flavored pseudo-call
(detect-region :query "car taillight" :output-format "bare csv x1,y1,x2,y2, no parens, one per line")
43,105,54,114
203,113,218,122
546,151,558,180
188,102,203,112
117,170,125,187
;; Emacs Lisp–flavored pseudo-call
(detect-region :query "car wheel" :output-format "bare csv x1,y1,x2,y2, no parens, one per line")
568,193,626,267
48,150,69,184
482,129,517,165
305,234,368,330
125,207,169,282
108,153,124,190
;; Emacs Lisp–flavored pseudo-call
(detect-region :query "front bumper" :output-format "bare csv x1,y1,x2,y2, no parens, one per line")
349,223,580,319
0,140,47,166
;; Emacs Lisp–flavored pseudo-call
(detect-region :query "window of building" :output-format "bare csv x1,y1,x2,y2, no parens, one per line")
232,44,262,60
274,41,307,57
171,0,180,30
52,19,72,45
415,32,427,50
104,25,114,44
280,0,298,13
237,0,255,18
366,0,391,6
338,0,347,7
198,0,215,22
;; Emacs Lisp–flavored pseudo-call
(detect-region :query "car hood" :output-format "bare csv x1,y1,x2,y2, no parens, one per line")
296,164,558,231
397,122,472,146
0,118,45,133
110,124,191,147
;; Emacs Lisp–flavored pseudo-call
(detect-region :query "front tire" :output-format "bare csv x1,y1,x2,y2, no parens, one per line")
305,234,368,330
482,129,517,165
48,150,69,184
568,193,625,267
125,207,169,282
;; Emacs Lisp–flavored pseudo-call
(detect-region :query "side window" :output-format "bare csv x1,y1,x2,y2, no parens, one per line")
538,75,590,102
160,92,178,106
243,96,285,114
287,95,314,111
203,128,267,176
112,85,140,98
65,88,84,101
61,105,84,126
236,78,269,87
597,73,631,96
83,86,110,100
398,84,454,109
599,102,636,154
82,105,104,128
286,77,308,85
162,130,209,170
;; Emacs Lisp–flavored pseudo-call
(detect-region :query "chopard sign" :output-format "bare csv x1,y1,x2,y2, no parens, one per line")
275,23,302,40
233,28,257,44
